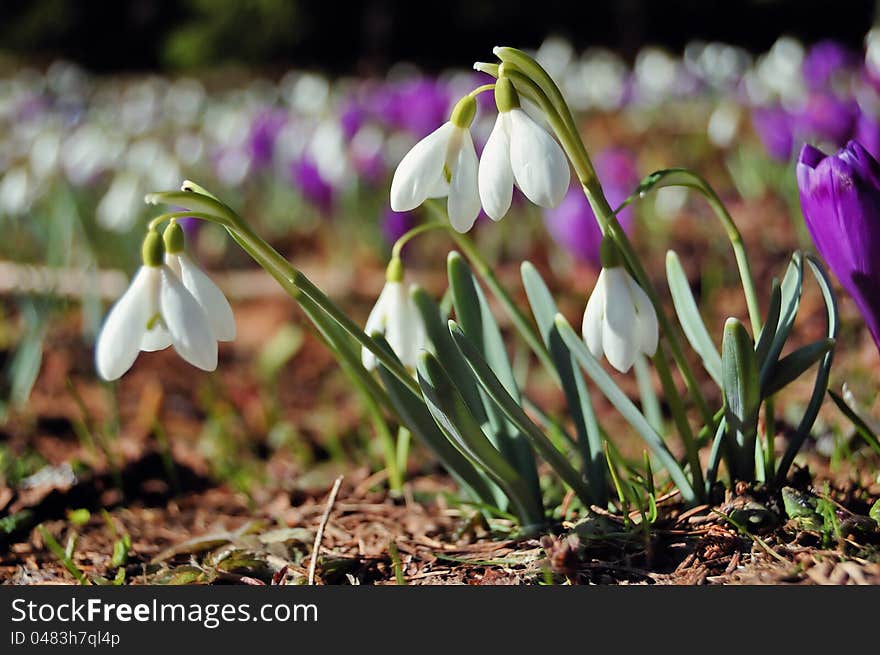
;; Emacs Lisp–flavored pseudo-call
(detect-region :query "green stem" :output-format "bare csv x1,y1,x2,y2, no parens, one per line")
392,222,448,259
653,350,704,498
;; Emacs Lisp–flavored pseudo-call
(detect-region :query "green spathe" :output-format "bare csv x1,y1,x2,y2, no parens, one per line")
163,221,185,254
494,77,520,112
450,95,476,128
141,230,164,267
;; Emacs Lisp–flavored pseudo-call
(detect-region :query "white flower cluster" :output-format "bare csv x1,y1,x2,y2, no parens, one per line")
389,78,569,233
95,222,235,380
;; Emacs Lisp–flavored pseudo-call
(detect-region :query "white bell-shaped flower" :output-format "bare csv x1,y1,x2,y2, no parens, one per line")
390,95,481,233
362,258,426,370
163,221,236,342
581,239,658,373
95,230,217,380
478,77,570,220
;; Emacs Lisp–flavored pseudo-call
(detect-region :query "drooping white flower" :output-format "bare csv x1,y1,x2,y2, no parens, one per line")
362,258,426,370
95,230,217,381
478,77,570,221
163,221,236,342
390,95,481,233
581,240,658,373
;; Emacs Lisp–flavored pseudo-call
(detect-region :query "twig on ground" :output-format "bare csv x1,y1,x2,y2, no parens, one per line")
308,475,344,585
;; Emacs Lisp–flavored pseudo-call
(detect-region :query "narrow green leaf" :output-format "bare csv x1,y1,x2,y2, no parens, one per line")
762,338,835,398
448,321,593,506
520,261,606,504
755,278,782,368
776,255,839,481
447,252,540,498
555,315,697,504
411,286,487,425
374,337,500,508
665,250,722,386
416,352,545,528
760,252,803,381
721,318,761,479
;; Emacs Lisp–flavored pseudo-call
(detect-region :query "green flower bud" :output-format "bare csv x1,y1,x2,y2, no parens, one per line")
494,76,520,112
163,220,186,254
141,229,165,267
450,95,477,128
385,256,404,283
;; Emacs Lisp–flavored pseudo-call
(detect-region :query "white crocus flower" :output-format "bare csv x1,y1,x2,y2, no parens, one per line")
581,240,658,373
478,77,570,221
95,230,217,381
163,221,236,342
362,258,426,370
390,95,481,233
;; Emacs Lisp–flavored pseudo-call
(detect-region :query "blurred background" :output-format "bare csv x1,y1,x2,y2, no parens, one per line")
2,0,880,506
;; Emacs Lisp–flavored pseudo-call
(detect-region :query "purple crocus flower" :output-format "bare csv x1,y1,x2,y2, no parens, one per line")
802,40,858,91
290,158,333,214
797,140,880,350
752,106,795,161
543,148,638,265
247,109,286,168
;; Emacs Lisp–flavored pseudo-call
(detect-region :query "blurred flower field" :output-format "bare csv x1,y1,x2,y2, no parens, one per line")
2,32,880,585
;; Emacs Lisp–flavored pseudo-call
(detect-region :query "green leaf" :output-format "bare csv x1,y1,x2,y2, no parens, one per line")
762,338,835,398
448,320,593,506
416,352,545,529
760,252,803,381
721,318,761,479
555,315,697,504
755,278,782,368
447,252,539,497
374,337,501,508
776,254,839,482
827,389,880,458
520,261,606,504
665,250,722,386
411,286,487,425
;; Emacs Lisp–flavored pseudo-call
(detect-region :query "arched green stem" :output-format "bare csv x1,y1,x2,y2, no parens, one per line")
469,83,496,98
391,222,448,259
147,189,421,398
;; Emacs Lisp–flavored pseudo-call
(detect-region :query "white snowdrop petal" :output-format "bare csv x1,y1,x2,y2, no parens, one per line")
178,253,236,341
390,122,455,212
478,114,514,221
601,268,638,372
159,267,217,371
141,325,172,352
582,270,606,360
362,283,394,369
628,276,658,356
447,130,481,233
508,108,570,208
95,267,156,381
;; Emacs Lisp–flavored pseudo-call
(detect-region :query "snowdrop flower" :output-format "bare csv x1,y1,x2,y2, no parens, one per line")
362,257,426,370
478,77,570,221
95,229,217,380
582,238,658,373
163,221,236,343
390,95,481,232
